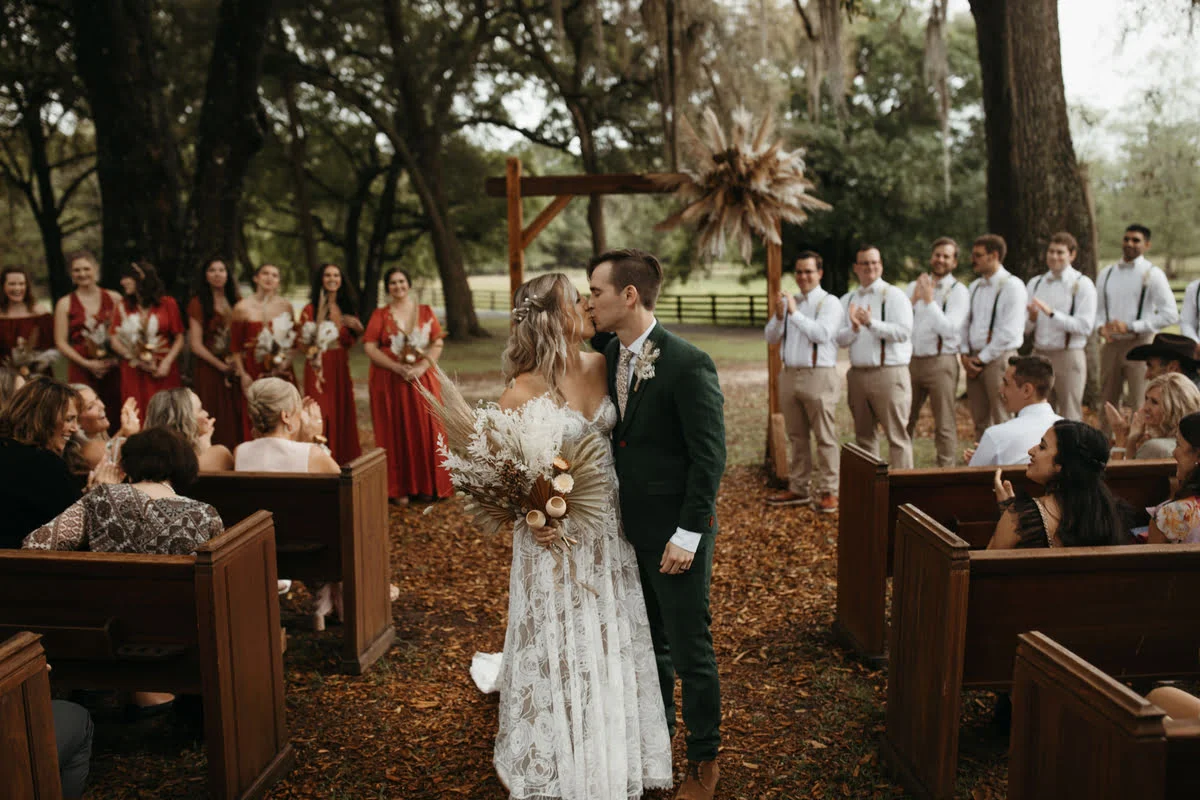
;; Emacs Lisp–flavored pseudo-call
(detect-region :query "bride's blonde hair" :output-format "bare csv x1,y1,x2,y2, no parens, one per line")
501,273,584,396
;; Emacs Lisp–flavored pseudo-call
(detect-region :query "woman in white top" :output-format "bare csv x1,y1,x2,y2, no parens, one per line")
235,377,341,628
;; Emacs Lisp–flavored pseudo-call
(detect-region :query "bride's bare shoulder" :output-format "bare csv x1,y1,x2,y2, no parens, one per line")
499,372,547,411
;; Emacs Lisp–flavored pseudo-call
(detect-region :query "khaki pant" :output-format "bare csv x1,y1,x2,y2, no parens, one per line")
1034,347,1086,421
907,354,960,467
779,366,841,496
847,365,913,469
966,350,1015,441
1100,334,1153,420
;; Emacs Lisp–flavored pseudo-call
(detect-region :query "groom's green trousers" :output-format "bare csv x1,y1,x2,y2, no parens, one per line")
635,534,721,763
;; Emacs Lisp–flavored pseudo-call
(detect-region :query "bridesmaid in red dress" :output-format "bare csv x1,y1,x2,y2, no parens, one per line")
0,267,55,377
299,263,363,464
187,257,242,450
363,267,452,504
230,263,295,440
53,251,122,431
110,261,184,418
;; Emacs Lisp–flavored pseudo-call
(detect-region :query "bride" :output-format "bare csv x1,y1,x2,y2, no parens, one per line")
474,273,672,799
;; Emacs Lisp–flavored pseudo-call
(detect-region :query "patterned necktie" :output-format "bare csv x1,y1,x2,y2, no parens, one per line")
617,348,634,418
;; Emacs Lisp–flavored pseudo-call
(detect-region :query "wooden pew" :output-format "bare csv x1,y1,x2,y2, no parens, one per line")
0,511,294,800
1009,631,1200,800
880,505,1200,800
833,443,1174,662
0,632,62,799
190,448,394,674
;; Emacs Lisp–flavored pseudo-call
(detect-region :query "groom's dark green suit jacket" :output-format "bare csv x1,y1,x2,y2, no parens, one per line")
605,322,726,552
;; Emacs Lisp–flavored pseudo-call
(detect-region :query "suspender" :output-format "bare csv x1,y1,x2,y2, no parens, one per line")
1031,272,1080,348
879,293,888,366
970,277,1006,348
783,292,827,368
1101,264,1150,324
935,278,955,355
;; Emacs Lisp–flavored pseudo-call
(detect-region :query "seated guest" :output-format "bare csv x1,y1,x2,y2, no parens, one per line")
52,699,93,799
62,386,139,483
145,387,234,472
0,377,80,547
23,427,222,553
1107,373,1200,460
1146,686,1200,720
988,419,1128,549
1126,332,1200,388
25,427,220,713
968,355,1061,466
1147,410,1200,544
236,377,339,625
0,365,23,410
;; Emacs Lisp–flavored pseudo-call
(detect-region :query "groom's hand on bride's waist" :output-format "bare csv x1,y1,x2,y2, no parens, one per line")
660,541,694,575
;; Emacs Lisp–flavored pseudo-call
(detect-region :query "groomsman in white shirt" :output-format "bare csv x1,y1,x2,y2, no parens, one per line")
962,233,1027,440
1024,232,1097,421
967,355,1062,467
1094,224,1179,422
764,252,844,512
906,237,970,467
836,245,915,468
1179,277,1200,357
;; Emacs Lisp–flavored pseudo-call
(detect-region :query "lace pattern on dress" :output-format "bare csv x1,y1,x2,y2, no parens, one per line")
491,396,673,799
999,491,1052,549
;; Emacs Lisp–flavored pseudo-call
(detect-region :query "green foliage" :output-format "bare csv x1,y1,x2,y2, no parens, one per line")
781,3,986,294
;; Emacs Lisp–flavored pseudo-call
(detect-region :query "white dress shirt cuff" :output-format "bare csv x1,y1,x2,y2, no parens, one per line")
670,528,703,553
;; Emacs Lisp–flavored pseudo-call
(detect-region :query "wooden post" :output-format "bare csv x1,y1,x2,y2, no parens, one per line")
506,158,524,308
766,229,787,481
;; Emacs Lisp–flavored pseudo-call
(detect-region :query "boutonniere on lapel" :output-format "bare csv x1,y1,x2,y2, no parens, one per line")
633,341,661,392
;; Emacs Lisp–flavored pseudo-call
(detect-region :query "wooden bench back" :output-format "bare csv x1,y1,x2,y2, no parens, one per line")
0,512,293,800
190,448,394,674
883,505,1200,800
835,443,1175,661
1010,631,1200,800
0,632,61,800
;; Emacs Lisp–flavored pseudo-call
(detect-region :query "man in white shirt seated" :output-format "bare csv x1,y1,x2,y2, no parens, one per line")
967,355,1062,467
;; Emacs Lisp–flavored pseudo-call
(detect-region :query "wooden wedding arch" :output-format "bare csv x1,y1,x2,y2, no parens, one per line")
485,157,789,479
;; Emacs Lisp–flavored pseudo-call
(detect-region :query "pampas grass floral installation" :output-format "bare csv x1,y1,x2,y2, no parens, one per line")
652,107,831,263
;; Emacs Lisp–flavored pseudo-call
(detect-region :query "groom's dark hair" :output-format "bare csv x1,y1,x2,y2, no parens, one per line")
586,249,663,310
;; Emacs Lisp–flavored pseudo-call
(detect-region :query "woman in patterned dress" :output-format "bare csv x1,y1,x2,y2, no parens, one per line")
187,257,242,449
230,263,295,440
53,250,122,432
110,261,184,418
298,263,362,464
0,266,55,377
362,267,451,503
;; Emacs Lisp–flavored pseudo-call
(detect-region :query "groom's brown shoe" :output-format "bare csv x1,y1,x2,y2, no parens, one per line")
675,760,719,800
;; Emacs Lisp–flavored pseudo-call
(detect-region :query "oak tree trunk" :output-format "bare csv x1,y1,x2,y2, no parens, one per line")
19,98,70,300
281,71,318,275
67,0,184,287
182,0,276,290
360,157,402,319
968,0,1096,278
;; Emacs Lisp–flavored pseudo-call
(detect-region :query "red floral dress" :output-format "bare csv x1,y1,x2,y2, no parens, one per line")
187,297,242,450
112,297,183,419
66,292,121,427
299,303,361,464
364,304,452,499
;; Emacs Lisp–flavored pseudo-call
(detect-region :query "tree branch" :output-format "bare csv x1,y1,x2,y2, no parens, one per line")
461,115,573,150
55,164,97,214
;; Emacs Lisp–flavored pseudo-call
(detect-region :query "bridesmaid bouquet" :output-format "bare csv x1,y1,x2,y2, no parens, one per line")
390,318,433,365
3,329,59,377
81,317,111,359
417,369,608,549
209,323,237,387
115,312,162,370
299,319,340,391
254,312,297,377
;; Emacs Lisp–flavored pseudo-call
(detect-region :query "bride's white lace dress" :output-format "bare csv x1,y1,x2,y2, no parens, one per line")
473,396,673,799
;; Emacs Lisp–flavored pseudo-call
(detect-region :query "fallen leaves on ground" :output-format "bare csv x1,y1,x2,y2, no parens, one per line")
81,378,1011,799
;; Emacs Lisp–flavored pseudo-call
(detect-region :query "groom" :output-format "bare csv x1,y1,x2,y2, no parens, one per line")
587,249,726,800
